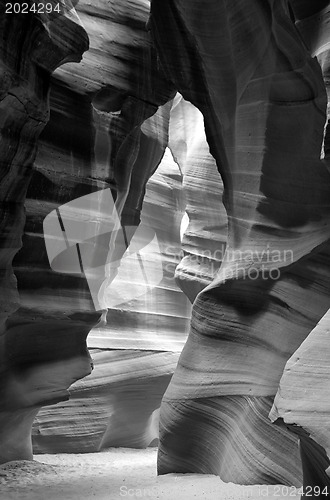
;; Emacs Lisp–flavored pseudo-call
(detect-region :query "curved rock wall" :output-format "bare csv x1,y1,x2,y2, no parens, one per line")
0,0,91,464
168,94,227,303
31,92,221,451
150,0,330,485
269,3,330,489
2,0,330,489
17,0,187,454
31,118,191,449
33,349,179,452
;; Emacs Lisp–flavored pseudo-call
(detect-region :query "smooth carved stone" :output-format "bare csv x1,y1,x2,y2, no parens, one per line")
269,2,330,489
30,89,191,448
10,0,181,457
168,94,227,303
289,0,329,23
149,0,330,483
163,250,330,400
89,147,191,352
0,409,39,465
294,4,330,60
158,396,301,485
0,1,89,463
270,309,330,487
276,423,330,494
32,349,179,452
299,434,330,493
2,0,330,488
55,0,174,102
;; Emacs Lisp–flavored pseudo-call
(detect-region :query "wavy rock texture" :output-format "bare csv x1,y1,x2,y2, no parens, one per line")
31,91,219,452
9,0,187,454
272,2,330,491
29,103,191,450
28,0,330,486
270,308,330,485
149,0,330,484
33,349,179,452
3,0,330,489
168,94,227,303
89,146,191,352
0,1,91,464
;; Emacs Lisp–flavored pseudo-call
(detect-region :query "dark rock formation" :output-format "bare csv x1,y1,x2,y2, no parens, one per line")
1,0,330,490
0,1,91,463
6,0,187,457
270,2,330,491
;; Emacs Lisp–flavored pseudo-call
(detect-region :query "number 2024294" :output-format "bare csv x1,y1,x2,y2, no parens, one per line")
5,3,61,14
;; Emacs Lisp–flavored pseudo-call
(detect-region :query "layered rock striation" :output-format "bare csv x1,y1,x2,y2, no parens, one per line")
2,0,330,490
33,348,179,452
149,0,330,485
0,0,91,464
12,0,188,454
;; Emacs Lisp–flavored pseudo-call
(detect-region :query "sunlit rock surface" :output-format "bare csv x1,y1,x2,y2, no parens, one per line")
88,146,191,352
168,94,227,303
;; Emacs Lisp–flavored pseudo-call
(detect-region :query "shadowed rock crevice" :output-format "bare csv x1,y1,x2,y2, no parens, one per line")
0,0,90,464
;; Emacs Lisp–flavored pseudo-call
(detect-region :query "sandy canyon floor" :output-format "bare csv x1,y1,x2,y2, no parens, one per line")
0,448,301,500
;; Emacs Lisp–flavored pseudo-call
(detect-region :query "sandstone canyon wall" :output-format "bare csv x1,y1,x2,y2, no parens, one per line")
149,0,330,488
0,0,94,464
6,0,190,457
1,0,330,492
